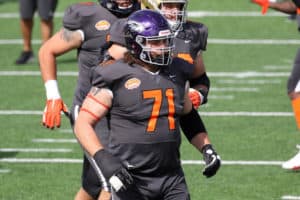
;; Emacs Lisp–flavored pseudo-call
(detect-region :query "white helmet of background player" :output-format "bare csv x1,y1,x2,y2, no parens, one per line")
140,0,188,32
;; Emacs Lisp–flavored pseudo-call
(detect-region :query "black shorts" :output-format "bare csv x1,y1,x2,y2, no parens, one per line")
112,168,190,200
81,155,103,199
19,0,58,20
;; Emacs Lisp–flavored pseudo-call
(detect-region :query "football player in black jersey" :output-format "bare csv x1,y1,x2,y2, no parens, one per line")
252,0,300,170
141,0,210,109
75,9,220,200
39,0,139,199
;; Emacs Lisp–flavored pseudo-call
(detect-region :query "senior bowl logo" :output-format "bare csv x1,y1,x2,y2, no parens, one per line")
125,78,141,90
95,20,111,31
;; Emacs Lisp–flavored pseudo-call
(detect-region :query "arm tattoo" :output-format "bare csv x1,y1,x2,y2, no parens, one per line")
61,28,77,42
90,87,101,96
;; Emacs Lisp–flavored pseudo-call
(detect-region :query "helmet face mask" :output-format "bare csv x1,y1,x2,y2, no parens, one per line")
136,34,174,66
100,0,140,17
125,10,174,66
140,0,188,32
160,1,187,32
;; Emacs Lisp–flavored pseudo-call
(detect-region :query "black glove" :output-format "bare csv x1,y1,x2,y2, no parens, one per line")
201,144,221,178
93,149,134,192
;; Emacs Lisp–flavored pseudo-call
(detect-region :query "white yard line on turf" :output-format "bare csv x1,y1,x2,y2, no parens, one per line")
0,169,11,173
0,158,285,165
1,39,300,45
208,39,300,45
0,11,287,19
0,71,290,77
0,71,41,75
0,70,291,92
263,65,291,70
32,138,77,143
58,129,73,134
207,95,234,100
218,79,281,84
0,71,78,76
0,110,293,117
281,196,300,200
208,72,289,78
187,11,287,17
200,112,293,116
210,87,259,92
0,148,72,153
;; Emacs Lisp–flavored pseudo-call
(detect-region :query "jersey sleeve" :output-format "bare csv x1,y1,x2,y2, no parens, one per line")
180,21,208,53
62,3,97,30
171,57,195,79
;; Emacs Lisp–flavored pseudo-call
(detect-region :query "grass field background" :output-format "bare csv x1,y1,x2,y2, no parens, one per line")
0,0,300,199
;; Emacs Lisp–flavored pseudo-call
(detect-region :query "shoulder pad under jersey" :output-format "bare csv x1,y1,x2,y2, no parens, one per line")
109,18,127,46
92,60,130,88
63,2,99,30
178,21,208,51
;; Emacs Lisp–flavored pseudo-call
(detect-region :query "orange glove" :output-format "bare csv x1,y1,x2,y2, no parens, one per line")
42,99,69,129
188,88,203,110
252,0,269,14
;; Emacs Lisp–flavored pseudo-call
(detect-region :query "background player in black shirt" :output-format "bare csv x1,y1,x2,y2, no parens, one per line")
16,0,58,65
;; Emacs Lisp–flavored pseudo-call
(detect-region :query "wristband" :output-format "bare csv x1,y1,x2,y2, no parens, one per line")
45,80,61,99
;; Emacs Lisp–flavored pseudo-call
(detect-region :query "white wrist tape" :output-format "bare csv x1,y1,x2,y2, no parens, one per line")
45,80,61,100
109,175,124,192
269,0,277,2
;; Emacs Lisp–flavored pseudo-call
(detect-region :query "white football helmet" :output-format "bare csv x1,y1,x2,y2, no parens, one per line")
140,0,188,32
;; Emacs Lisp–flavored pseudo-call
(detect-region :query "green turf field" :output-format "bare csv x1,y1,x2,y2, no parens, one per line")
1,0,300,199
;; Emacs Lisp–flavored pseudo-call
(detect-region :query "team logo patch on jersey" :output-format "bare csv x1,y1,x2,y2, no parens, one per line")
95,20,111,31
79,2,94,6
125,78,141,90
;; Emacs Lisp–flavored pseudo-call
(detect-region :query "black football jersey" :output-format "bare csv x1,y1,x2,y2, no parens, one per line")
92,58,194,175
63,2,119,106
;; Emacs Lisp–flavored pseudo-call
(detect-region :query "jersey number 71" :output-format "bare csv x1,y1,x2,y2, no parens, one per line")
143,89,175,132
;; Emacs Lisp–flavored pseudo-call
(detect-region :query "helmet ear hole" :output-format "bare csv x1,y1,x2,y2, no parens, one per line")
106,2,115,9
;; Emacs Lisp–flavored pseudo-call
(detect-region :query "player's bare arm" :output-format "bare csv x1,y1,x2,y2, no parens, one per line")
192,53,206,77
270,1,297,13
39,28,84,129
107,44,128,60
39,28,83,82
181,81,221,178
74,87,113,156
191,53,209,91
252,0,298,15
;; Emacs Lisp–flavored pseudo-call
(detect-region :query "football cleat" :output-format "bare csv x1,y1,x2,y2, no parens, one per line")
282,148,300,170
15,51,34,65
